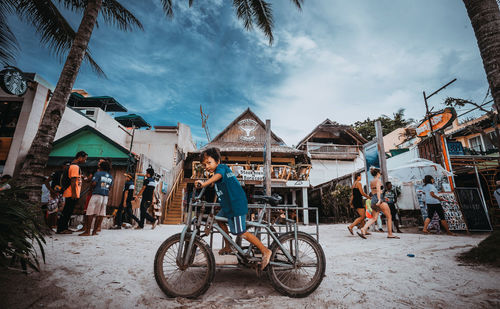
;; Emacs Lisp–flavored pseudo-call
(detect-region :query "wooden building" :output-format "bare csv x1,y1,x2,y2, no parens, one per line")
162,108,313,224
296,119,367,187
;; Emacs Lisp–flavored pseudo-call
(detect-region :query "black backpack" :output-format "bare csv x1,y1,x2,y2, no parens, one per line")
60,164,80,193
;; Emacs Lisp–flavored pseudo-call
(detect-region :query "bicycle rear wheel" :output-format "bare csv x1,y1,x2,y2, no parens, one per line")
267,232,326,298
154,233,215,298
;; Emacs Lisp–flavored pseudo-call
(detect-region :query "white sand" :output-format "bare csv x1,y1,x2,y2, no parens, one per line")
2,224,499,308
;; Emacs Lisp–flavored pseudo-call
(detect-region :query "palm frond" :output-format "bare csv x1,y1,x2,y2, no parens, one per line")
101,0,143,31
188,0,194,8
0,1,18,65
15,0,105,76
160,0,174,18
15,0,74,57
249,0,273,44
233,0,253,31
84,49,107,77
289,0,303,10
53,0,85,13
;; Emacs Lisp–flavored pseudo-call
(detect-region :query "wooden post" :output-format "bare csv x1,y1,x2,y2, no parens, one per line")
375,120,388,183
265,119,272,196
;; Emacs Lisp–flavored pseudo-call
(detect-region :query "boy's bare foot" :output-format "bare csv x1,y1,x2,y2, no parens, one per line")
78,232,90,236
261,249,272,270
447,232,456,236
92,231,98,236
218,247,232,255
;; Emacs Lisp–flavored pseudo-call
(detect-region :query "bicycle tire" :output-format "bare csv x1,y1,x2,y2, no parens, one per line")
267,231,326,298
154,233,215,298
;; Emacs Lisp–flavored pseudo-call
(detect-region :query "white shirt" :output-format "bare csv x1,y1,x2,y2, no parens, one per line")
423,184,441,204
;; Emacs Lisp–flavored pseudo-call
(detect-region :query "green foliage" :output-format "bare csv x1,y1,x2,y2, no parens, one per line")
320,184,352,222
352,108,413,141
0,187,46,272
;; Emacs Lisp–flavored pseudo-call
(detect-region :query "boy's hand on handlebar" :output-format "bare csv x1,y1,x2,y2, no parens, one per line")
195,180,204,188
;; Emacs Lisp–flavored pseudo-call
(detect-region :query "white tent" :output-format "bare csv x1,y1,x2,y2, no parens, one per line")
388,158,453,183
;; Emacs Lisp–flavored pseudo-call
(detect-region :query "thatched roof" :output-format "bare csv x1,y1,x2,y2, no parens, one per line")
296,118,367,148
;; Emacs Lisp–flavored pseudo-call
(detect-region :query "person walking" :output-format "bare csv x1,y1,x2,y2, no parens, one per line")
347,172,370,235
135,168,159,229
357,168,399,239
383,181,403,233
112,173,140,229
421,175,455,236
79,160,113,236
57,151,87,234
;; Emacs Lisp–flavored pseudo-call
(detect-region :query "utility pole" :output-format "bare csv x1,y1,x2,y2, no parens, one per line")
265,119,272,196
375,121,388,183
423,78,456,164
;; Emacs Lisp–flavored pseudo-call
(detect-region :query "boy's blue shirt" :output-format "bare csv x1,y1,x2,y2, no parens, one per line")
214,164,248,217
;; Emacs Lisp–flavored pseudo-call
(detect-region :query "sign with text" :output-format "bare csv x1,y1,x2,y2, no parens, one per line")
286,180,310,188
416,107,457,137
240,169,265,181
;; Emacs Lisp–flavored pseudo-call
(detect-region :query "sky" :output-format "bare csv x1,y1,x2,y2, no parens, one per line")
8,0,491,147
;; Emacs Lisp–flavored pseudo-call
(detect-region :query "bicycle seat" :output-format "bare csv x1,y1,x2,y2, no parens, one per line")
252,194,282,206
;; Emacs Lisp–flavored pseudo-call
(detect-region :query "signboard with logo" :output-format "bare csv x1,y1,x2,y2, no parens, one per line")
240,169,264,181
238,118,258,141
416,107,457,137
0,67,28,96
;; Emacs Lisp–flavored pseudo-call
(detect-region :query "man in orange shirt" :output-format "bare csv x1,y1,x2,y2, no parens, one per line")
57,151,88,234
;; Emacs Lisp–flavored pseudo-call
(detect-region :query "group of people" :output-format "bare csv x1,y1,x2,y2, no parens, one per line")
347,168,401,239
347,168,455,238
42,151,159,236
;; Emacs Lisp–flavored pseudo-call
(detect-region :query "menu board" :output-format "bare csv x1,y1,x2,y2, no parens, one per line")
440,193,467,231
454,187,492,231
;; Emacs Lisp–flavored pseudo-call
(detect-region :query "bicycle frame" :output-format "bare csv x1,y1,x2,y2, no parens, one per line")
176,188,302,269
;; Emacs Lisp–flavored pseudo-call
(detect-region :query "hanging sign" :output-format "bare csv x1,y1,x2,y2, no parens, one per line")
240,169,264,181
416,107,457,137
0,66,28,96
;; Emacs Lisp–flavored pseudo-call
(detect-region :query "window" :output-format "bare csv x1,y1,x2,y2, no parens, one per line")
468,136,483,152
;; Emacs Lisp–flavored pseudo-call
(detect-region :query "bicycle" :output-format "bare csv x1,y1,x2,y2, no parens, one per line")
153,187,326,298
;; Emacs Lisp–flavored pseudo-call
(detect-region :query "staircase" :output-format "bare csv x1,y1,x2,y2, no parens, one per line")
163,180,187,224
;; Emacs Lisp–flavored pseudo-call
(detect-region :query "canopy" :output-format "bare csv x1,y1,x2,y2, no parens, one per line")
388,158,453,183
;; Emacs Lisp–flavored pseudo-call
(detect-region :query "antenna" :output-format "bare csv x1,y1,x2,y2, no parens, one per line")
200,105,211,142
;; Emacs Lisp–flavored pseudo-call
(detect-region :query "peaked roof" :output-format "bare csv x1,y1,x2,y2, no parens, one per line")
211,108,285,144
197,108,305,156
296,118,367,148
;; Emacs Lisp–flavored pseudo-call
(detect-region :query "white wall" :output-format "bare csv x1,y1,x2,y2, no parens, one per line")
2,81,50,175
309,152,365,187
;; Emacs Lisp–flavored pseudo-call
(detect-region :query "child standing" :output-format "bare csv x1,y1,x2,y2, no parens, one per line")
195,148,272,270
383,182,402,233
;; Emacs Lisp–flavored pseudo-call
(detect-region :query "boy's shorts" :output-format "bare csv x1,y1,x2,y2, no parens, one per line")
217,209,246,235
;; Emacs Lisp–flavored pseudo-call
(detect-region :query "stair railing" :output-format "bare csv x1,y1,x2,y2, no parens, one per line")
163,162,184,222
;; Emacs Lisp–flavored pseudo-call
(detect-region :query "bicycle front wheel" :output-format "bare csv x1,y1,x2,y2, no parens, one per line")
267,232,326,298
154,233,215,298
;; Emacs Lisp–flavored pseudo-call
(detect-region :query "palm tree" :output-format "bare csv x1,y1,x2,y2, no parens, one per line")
2,0,303,203
462,0,500,147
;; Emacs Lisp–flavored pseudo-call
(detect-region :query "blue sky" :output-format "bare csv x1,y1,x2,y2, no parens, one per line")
9,0,490,146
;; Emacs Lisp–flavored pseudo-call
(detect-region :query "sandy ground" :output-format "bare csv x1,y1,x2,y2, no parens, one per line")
1,224,499,309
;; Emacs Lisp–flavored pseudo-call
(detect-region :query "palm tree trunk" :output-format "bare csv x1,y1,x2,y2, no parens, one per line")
19,0,103,203
463,0,500,148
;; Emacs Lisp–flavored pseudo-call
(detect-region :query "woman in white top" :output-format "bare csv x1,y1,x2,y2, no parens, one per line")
421,175,454,235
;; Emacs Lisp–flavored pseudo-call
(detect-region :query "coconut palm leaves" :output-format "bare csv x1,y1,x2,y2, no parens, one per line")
232,0,303,45
0,187,47,272
1,0,142,75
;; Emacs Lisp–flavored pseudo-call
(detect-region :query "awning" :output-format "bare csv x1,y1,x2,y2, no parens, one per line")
115,114,151,128
68,92,127,112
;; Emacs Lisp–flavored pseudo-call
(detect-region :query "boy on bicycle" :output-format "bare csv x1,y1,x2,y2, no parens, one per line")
195,147,272,270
